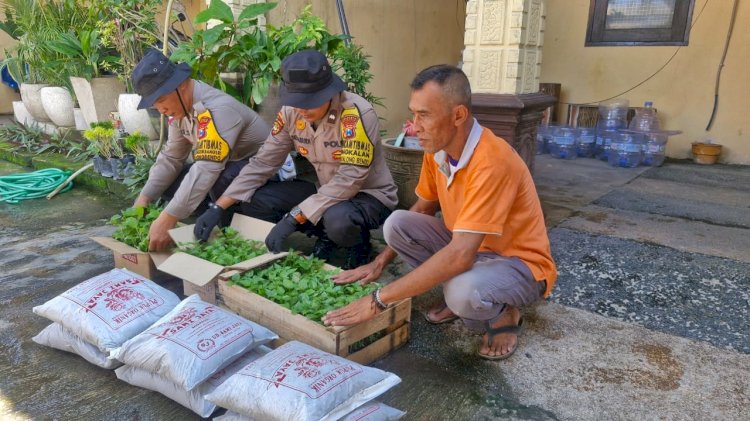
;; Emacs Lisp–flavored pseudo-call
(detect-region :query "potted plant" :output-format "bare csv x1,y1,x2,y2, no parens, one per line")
83,123,116,178
96,0,164,140
1,0,90,124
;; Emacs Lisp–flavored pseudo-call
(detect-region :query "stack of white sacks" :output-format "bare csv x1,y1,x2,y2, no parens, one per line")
32,269,405,420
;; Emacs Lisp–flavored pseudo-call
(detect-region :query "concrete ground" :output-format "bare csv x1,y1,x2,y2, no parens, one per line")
1,137,749,420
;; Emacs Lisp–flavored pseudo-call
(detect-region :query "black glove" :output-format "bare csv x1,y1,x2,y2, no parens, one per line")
265,213,299,253
193,204,225,242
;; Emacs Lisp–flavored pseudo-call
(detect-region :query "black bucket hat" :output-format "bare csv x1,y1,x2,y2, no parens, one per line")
132,49,192,110
279,49,346,109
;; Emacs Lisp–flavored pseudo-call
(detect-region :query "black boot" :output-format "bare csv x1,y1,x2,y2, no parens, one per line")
311,237,336,261
343,241,373,270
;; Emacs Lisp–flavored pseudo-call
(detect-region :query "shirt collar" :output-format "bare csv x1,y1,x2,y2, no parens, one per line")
434,118,482,186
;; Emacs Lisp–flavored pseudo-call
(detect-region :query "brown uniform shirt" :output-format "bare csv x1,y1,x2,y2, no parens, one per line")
222,91,398,224
140,81,269,219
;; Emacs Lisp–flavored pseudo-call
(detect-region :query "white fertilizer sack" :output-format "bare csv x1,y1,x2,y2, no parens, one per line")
111,295,277,391
339,401,405,421
32,322,122,369
213,401,406,421
213,401,405,421
205,341,401,421
115,346,270,418
32,268,180,352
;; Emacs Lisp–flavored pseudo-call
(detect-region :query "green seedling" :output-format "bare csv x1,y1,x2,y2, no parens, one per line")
179,228,267,266
229,253,380,323
109,204,163,252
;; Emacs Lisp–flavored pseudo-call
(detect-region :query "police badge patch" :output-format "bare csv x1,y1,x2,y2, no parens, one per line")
272,111,284,136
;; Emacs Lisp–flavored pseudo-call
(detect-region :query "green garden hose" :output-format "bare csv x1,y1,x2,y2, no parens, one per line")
0,168,73,204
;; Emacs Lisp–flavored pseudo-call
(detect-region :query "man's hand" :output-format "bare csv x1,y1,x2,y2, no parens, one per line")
133,194,150,208
193,204,225,242
322,294,379,327
148,212,178,251
331,259,384,285
265,213,299,253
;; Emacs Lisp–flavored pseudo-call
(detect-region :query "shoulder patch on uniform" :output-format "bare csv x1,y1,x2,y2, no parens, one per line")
295,119,306,130
193,110,230,162
339,105,374,167
272,111,285,136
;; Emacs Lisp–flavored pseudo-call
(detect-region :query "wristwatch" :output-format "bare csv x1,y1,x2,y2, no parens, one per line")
289,207,307,224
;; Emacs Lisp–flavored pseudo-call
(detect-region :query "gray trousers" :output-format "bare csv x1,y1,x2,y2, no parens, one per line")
384,210,545,330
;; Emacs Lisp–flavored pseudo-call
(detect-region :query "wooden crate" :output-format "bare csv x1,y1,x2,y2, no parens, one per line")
217,280,411,365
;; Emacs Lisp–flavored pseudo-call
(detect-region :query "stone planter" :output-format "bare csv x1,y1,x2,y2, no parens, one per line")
118,93,159,139
73,108,88,130
19,83,52,122
691,142,722,165
382,137,425,209
40,86,76,127
70,76,126,127
12,100,35,126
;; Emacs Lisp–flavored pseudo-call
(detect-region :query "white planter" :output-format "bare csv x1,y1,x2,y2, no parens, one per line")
19,83,52,122
12,100,36,126
40,86,76,127
73,108,88,130
70,76,126,127
118,93,159,139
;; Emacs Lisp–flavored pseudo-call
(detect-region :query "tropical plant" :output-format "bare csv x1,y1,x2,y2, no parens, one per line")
46,28,121,80
93,0,162,92
123,131,153,159
330,43,383,108
83,126,116,159
1,0,95,87
171,3,379,109
123,156,154,198
171,1,279,107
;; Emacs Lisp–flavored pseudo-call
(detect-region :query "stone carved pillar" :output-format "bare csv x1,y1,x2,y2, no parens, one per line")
462,0,553,171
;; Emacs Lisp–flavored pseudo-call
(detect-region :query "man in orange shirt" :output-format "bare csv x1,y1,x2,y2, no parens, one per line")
323,65,556,360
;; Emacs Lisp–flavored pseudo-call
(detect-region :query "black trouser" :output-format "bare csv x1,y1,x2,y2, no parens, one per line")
239,180,392,247
162,160,249,216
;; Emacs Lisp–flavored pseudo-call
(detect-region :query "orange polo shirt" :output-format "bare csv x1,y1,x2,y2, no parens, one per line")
415,125,557,296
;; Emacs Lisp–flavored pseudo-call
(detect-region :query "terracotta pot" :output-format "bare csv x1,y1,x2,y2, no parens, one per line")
691,142,722,165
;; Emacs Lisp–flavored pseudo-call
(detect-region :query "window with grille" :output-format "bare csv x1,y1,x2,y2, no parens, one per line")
586,0,696,46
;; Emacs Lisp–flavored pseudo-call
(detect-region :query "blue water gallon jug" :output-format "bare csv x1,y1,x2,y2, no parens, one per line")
576,128,596,158
642,134,667,166
609,133,644,168
549,126,578,160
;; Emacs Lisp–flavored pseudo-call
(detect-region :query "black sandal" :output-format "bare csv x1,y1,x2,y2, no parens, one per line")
477,317,523,361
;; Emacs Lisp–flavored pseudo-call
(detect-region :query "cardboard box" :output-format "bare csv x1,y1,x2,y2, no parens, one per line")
158,214,287,303
218,279,411,365
91,236,171,280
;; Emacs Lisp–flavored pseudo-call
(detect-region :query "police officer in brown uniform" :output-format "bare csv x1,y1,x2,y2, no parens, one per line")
131,50,269,251
194,49,397,269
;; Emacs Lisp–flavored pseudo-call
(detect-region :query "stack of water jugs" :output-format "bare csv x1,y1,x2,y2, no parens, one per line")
537,99,679,168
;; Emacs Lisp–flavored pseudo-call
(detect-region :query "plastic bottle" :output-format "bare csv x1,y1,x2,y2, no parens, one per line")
596,130,620,161
576,128,596,158
608,133,644,168
641,133,669,166
549,126,578,160
629,101,660,132
536,125,547,155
